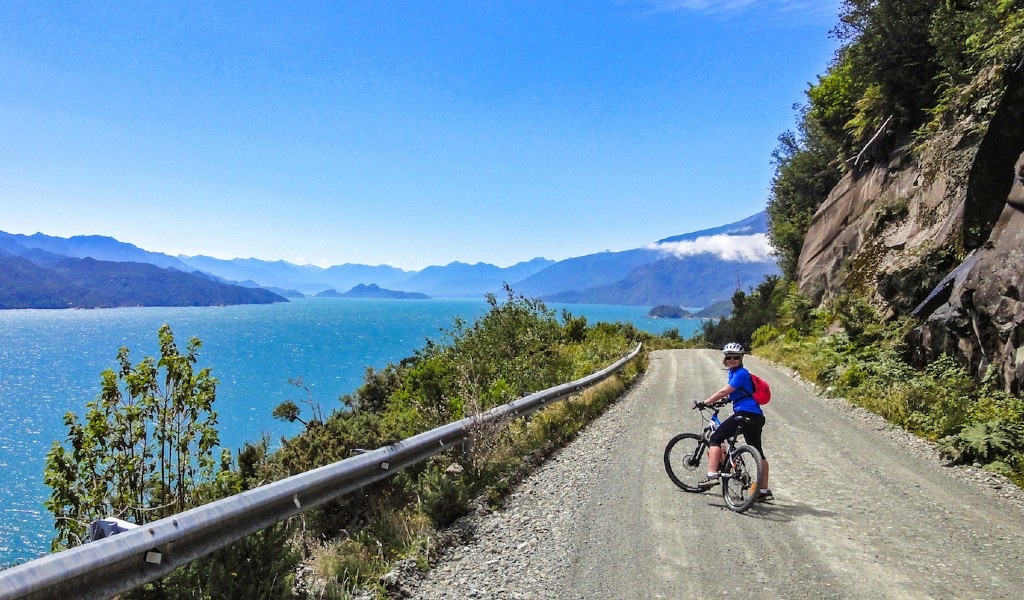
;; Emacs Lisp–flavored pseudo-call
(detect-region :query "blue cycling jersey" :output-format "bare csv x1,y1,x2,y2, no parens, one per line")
727,366,763,415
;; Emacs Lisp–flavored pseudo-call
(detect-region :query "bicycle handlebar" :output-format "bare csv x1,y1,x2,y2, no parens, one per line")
692,399,729,410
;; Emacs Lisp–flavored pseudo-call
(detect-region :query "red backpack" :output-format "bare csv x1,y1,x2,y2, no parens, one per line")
745,373,772,405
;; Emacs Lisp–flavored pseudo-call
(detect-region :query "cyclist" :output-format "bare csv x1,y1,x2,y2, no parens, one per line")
694,342,772,501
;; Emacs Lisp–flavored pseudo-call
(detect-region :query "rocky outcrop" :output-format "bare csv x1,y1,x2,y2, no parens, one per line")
796,64,1024,393
795,151,961,316
795,117,983,319
910,152,1024,394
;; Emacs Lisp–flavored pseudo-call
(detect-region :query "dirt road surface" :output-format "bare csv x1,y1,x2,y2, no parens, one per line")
558,349,1024,599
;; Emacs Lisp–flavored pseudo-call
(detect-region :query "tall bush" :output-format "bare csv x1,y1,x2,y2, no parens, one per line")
45,325,221,550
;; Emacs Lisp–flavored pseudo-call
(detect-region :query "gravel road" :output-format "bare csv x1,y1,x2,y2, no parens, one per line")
397,349,1024,599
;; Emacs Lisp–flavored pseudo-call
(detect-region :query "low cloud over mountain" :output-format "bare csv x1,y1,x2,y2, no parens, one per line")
647,232,773,262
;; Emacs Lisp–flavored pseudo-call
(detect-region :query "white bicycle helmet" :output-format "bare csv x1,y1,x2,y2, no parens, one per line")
722,342,745,355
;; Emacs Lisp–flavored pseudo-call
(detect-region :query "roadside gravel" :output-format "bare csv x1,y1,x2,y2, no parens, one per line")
390,361,647,599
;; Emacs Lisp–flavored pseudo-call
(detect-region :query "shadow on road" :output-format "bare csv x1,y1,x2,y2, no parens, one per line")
690,495,838,522
742,499,838,522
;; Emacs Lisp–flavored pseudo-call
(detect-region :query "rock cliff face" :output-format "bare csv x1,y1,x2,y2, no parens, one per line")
796,65,1024,393
911,152,1024,394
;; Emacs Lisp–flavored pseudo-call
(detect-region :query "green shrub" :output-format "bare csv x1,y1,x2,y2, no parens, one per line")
751,324,782,349
415,462,471,524
158,524,298,600
938,419,1022,465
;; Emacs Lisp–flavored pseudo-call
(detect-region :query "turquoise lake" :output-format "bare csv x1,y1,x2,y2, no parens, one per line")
0,298,702,566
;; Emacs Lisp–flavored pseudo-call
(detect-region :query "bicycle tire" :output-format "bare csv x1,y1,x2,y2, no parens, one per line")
663,433,708,492
721,444,763,513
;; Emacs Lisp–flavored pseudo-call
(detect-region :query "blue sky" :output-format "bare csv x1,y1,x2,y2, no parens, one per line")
0,1,841,271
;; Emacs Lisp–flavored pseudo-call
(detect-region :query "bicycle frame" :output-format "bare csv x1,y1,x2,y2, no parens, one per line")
667,401,762,512
696,405,743,463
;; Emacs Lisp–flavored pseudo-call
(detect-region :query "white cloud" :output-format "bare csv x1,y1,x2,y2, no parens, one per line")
648,233,773,262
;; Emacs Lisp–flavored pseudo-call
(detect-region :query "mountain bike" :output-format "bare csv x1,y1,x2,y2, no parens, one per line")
663,400,764,513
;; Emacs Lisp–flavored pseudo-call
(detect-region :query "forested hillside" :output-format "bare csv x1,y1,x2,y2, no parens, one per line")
0,253,285,309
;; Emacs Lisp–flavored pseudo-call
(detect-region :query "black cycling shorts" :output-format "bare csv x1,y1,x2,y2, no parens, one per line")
708,410,766,459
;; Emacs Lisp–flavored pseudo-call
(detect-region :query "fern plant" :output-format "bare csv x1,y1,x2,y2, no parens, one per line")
939,419,1020,465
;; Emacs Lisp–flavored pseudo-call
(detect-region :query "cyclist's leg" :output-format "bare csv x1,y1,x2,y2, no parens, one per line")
708,415,742,476
739,412,770,492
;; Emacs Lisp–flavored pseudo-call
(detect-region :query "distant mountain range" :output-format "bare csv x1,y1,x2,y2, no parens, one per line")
0,212,778,309
0,243,284,309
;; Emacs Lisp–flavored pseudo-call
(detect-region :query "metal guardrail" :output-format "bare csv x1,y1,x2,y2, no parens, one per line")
0,343,641,600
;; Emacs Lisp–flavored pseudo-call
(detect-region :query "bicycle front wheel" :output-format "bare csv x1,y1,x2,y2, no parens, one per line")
663,433,708,492
721,444,763,513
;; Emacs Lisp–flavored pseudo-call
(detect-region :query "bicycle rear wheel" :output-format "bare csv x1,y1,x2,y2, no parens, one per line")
663,433,708,492
721,444,763,513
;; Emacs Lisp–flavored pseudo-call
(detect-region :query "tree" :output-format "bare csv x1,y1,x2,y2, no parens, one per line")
271,400,306,426
835,0,942,141
699,276,785,349
44,325,221,550
766,114,843,280
272,378,325,427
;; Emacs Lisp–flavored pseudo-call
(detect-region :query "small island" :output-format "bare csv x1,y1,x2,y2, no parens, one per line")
314,288,344,298
317,284,431,300
647,301,732,319
647,305,693,319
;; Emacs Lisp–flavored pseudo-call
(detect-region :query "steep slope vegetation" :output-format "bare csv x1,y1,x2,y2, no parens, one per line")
692,0,1024,495
766,0,1024,393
